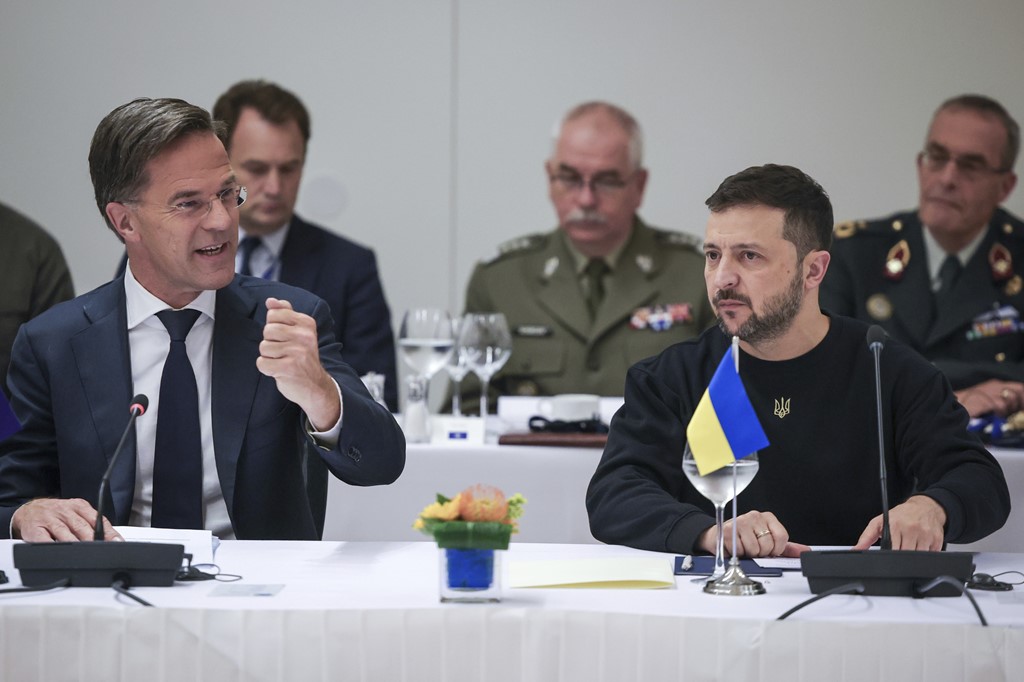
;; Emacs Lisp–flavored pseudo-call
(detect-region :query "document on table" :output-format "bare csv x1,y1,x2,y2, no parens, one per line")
509,557,675,589
114,526,217,565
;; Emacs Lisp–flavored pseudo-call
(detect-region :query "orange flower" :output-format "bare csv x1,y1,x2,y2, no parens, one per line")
459,484,509,522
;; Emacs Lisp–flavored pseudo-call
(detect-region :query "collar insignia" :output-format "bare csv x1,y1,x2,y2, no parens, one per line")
542,256,559,280
883,239,910,281
989,243,1014,282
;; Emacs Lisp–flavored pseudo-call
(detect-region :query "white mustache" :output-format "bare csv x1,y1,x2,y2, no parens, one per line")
565,209,607,224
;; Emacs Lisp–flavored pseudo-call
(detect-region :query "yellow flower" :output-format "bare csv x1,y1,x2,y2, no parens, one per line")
419,493,462,521
412,519,424,530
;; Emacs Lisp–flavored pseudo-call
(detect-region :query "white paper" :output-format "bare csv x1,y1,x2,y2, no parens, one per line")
114,526,216,565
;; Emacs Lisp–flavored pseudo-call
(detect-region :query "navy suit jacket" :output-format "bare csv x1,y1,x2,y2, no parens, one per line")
280,215,398,411
0,275,406,540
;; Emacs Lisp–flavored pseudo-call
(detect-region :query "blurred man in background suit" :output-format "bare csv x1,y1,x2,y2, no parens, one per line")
823,94,1022,418
213,80,399,410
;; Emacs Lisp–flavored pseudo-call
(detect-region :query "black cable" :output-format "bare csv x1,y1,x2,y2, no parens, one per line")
916,576,988,626
776,581,865,620
0,578,70,595
111,579,155,607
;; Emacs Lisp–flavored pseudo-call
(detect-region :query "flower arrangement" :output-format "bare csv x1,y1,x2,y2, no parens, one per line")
414,484,526,550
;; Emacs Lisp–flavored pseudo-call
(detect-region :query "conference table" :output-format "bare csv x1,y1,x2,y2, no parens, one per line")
1,540,1022,681
325,443,1024,552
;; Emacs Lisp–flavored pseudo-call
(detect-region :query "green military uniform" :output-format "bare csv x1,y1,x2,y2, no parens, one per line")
821,207,1024,389
463,217,712,400
0,202,74,394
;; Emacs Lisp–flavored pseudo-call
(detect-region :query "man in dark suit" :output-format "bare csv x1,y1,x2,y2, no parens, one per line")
823,94,1023,418
212,80,399,411
0,97,405,541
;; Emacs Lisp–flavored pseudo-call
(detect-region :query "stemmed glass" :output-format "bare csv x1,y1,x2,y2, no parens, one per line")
444,315,473,416
398,308,455,421
682,445,759,583
460,313,512,424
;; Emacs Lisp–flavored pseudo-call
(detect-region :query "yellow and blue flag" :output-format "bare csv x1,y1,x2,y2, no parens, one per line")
686,346,769,475
0,391,20,442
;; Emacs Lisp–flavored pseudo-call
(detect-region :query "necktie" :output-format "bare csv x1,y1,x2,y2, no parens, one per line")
152,309,204,530
935,254,962,305
238,236,262,277
584,258,609,319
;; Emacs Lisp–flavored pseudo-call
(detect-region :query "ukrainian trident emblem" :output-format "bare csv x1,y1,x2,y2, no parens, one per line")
773,397,790,419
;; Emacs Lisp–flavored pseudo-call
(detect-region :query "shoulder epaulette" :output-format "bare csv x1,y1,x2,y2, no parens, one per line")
653,229,702,251
833,219,869,239
484,233,548,264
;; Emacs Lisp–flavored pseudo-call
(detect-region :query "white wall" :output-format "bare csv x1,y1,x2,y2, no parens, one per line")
3,0,1024,335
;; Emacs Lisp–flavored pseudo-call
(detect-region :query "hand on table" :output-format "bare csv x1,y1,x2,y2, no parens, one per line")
853,495,946,551
12,498,121,542
697,510,810,558
956,379,1024,418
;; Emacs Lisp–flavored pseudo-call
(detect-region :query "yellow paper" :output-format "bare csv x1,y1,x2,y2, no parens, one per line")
508,557,674,589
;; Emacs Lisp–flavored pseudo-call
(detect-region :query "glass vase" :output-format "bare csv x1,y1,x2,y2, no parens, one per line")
438,546,502,603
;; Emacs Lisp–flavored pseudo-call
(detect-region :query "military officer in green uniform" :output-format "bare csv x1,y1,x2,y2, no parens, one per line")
822,94,1023,418
462,101,712,400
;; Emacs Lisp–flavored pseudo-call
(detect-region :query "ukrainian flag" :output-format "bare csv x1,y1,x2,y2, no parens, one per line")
686,346,769,475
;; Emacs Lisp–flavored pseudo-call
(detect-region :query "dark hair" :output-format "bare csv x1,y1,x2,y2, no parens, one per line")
935,94,1020,171
89,98,225,238
212,79,311,151
705,164,834,257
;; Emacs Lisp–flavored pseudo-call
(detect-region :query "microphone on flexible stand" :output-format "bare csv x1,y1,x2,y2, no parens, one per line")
14,394,185,587
800,326,974,598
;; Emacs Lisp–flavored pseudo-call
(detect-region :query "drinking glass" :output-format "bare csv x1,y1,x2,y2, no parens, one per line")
444,315,473,416
460,313,512,423
398,308,455,436
682,445,760,581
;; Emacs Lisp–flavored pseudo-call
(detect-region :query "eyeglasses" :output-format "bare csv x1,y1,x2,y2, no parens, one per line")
127,185,247,219
918,146,1009,180
549,170,637,197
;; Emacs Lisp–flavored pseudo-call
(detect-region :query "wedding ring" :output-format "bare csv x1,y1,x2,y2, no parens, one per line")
755,529,772,539
1002,389,1013,400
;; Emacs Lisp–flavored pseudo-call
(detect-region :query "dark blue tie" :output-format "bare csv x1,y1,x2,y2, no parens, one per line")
152,309,204,529
238,236,262,277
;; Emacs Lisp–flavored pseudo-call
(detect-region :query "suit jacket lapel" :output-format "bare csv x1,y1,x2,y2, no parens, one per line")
884,219,933,349
211,280,265,515
70,282,134,522
278,216,319,290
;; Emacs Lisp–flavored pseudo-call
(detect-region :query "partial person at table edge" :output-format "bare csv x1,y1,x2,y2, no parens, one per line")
587,163,1010,558
0,97,405,542
822,94,1023,419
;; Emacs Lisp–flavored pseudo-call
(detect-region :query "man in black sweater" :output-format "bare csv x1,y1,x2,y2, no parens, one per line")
587,164,1010,558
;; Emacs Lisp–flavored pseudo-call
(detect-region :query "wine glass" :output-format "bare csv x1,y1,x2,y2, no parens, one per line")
682,445,760,582
398,308,455,430
444,315,473,416
460,313,512,424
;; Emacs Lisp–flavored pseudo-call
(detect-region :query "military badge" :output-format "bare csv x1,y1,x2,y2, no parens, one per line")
635,254,653,274
866,294,893,321
542,256,559,280
989,243,1013,282
1006,275,1023,297
883,240,910,281
967,305,1023,341
630,303,693,330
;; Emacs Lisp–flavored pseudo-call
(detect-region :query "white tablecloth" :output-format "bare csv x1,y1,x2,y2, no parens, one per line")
1,541,1022,681
326,444,1024,551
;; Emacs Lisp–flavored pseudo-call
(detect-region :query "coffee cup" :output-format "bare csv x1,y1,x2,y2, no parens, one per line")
537,394,601,422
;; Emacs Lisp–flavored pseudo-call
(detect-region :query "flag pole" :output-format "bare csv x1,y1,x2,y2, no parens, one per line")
731,335,740,563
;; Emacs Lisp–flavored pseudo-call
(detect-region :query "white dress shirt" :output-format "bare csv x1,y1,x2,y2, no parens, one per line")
236,222,289,280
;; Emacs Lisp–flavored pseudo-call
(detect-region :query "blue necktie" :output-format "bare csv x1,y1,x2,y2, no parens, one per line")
152,309,204,529
238,236,262,277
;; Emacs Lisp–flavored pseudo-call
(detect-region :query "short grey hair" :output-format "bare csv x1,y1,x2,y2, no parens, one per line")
933,94,1020,171
89,97,226,239
551,101,644,170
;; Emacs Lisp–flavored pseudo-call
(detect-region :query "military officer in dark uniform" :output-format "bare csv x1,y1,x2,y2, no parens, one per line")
462,102,712,400
822,94,1022,417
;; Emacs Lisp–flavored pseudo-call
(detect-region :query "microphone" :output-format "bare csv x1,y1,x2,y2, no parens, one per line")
13,394,184,588
799,325,973,598
94,394,148,541
865,326,892,550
